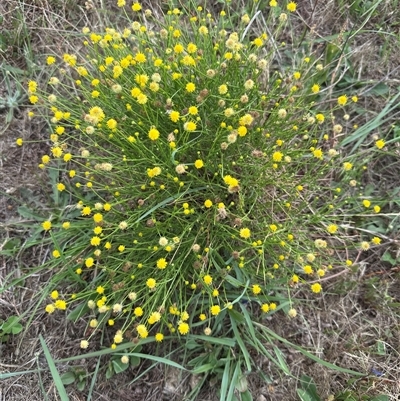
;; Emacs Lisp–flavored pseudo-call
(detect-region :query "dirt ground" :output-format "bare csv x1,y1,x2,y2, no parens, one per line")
1,0,400,400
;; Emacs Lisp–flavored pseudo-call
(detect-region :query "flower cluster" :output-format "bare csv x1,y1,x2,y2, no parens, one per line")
26,1,383,350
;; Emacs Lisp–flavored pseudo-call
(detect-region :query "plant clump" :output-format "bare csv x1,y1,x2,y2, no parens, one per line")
24,0,384,357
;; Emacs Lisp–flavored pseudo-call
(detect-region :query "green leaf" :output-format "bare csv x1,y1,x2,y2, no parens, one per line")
126,353,186,371
366,82,389,96
226,361,241,401
192,363,215,374
298,375,321,401
273,346,290,375
112,358,130,374
191,335,236,347
60,371,76,385
76,379,86,391
381,251,397,266
67,302,90,321
105,363,114,379
224,274,242,287
230,319,252,372
185,339,200,350
39,335,69,401
235,373,248,393
17,205,44,221
297,389,316,401
220,357,231,401
375,340,386,355
0,238,21,256
370,396,389,401
240,389,253,401
228,309,245,324
0,369,42,379
130,355,141,367
2,316,23,335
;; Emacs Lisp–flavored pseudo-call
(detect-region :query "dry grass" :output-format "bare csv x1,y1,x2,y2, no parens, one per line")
1,0,400,400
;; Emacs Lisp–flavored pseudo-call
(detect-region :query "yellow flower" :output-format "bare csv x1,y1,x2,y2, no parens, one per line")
85,258,94,268
203,275,212,285
55,299,67,310
29,95,38,104
170,111,180,122
186,82,196,93
107,119,117,130
155,333,164,342
146,278,156,289
303,265,313,274
188,106,198,115
327,224,337,234
156,258,168,269
57,183,66,191
45,304,55,313
373,205,381,213
174,43,184,54
178,322,189,335
218,84,228,94
204,199,213,208
210,305,221,316
239,113,253,126
46,56,56,65
272,151,283,162
132,2,141,11
371,237,381,245
311,283,322,293
194,159,204,169
42,221,52,231
91,236,101,246
114,330,124,343
337,95,348,106
240,228,251,239
287,1,297,11
187,42,197,53
375,139,385,149
93,213,103,222
311,84,320,93
313,148,323,159
237,126,247,137
198,26,208,35
253,37,263,47
148,127,160,140
52,250,61,258
252,284,261,295
343,162,353,171
134,307,143,317
362,199,371,208
261,304,269,313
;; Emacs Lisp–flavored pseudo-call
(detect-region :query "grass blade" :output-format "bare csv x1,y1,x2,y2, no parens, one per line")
0,369,42,379
254,323,365,376
341,89,400,152
39,334,69,401
230,318,252,372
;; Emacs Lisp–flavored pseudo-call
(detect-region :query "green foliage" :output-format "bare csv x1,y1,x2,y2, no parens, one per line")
297,375,321,401
0,316,23,342
13,0,393,397
0,70,26,131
